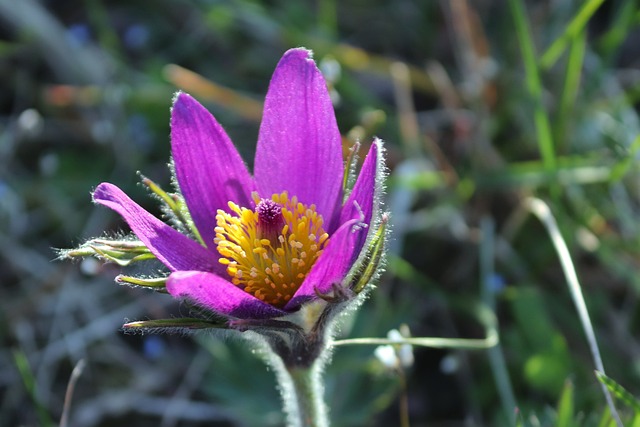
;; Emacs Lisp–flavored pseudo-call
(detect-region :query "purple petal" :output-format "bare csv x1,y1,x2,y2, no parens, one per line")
284,141,381,310
338,140,379,256
93,183,221,274
171,92,256,248
284,216,366,310
167,271,287,319
254,48,343,232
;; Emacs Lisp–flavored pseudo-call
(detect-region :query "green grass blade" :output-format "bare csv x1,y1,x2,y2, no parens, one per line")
481,217,517,424
596,370,640,414
331,334,497,350
332,301,498,351
610,134,640,181
12,349,54,427
525,198,623,427
598,0,638,59
556,380,575,427
556,29,586,152
508,0,556,170
539,0,606,70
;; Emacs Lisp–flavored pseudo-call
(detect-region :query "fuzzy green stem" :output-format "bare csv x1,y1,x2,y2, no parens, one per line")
283,364,328,427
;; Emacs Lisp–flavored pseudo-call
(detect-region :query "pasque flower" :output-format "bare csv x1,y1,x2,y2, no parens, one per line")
90,48,385,321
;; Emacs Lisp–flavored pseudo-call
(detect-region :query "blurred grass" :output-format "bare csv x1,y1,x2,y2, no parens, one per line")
2,0,640,426
508,0,556,172
12,349,55,427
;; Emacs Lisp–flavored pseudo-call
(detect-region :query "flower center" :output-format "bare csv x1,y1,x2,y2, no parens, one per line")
214,192,329,308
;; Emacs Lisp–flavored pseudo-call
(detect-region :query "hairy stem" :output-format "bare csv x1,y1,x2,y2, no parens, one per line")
284,364,328,427
261,335,329,427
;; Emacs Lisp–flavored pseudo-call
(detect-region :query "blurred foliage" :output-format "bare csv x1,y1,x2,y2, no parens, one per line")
3,0,640,426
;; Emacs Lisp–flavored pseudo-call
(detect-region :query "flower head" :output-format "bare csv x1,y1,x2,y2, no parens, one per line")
88,48,385,320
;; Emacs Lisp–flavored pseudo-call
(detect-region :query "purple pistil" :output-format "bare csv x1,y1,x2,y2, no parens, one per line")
256,198,284,242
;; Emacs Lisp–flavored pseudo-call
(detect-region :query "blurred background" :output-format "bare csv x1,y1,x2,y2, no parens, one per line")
2,0,640,425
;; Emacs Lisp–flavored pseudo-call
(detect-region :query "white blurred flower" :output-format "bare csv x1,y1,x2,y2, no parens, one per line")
374,325,414,369
374,344,398,369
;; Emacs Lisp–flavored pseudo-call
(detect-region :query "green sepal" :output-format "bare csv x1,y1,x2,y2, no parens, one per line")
90,245,155,266
122,317,229,333
342,141,360,199
116,275,168,293
63,238,156,266
350,213,388,293
79,238,149,252
141,175,204,246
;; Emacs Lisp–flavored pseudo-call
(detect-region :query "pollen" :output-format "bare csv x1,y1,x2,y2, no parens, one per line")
214,191,329,308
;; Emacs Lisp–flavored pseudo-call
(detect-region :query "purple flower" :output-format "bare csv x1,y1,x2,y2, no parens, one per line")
92,48,384,320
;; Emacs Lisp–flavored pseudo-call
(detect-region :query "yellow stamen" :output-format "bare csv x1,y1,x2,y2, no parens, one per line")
214,192,329,308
